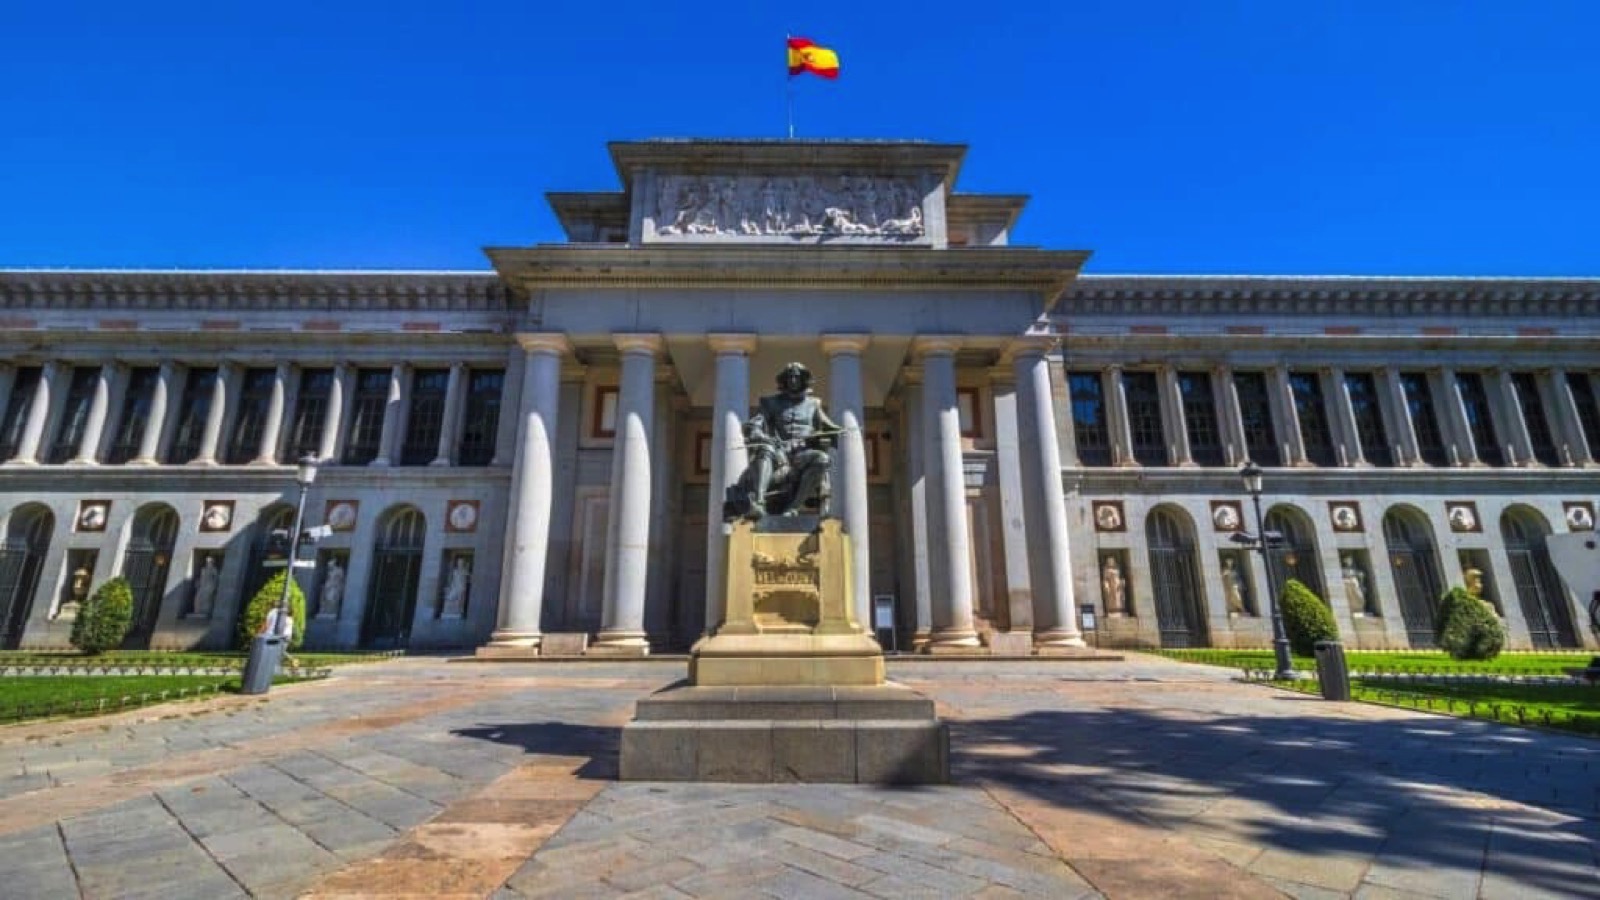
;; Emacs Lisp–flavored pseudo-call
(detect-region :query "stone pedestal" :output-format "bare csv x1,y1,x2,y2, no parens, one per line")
621,515,947,783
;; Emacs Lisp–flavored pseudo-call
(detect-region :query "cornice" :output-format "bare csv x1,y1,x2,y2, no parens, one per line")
486,245,1089,303
0,271,512,313
1063,275,1600,319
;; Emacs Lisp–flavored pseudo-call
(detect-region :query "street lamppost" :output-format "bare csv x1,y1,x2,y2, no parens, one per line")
242,455,318,695
1241,461,1294,680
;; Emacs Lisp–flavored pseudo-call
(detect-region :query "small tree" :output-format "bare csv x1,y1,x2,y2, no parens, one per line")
1436,586,1505,660
1279,578,1339,657
238,571,307,650
70,577,134,655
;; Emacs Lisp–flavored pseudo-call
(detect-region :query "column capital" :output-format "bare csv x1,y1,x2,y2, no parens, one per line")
820,333,872,356
613,333,664,356
515,332,571,356
911,335,963,358
707,333,758,355
1004,335,1059,361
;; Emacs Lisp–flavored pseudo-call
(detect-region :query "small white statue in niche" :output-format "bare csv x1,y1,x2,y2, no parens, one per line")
1342,555,1370,616
1100,555,1127,615
441,555,472,618
192,555,220,618
317,558,346,619
1221,556,1247,615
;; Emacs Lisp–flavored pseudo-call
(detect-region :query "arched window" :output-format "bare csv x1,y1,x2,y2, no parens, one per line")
1382,508,1445,648
1501,508,1578,648
123,505,180,648
1265,506,1325,601
363,507,426,648
0,506,54,649
1145,507,1207,647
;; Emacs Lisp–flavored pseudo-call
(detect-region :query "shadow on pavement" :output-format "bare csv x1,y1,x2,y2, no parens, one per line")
452,721,621,780
952,706,1600,896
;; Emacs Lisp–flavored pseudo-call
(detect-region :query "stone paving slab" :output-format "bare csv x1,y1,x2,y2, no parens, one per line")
0,655,1594,897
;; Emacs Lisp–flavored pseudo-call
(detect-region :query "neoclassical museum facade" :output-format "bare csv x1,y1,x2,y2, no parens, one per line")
0,139,1596,653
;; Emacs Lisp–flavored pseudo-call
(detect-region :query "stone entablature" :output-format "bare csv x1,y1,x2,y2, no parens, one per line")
0,271,510,313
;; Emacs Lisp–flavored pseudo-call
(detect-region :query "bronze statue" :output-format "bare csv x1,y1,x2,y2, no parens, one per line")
725,362,842,520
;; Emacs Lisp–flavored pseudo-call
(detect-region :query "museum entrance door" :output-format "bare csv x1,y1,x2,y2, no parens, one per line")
1501,509,1577,648
122,505,179,649
0,506,52,649
1383,509,1444,648
1265,506,1324,600
363,507,425,648
1147,507,1207,647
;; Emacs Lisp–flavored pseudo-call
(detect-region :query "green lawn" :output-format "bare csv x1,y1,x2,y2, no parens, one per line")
0,674,311,725
1159,648,1594,676
1278,678,1600,737
0,650,394,670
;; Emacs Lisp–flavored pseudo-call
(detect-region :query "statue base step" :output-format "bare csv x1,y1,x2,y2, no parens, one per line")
690,632,885,686
620,682,948,784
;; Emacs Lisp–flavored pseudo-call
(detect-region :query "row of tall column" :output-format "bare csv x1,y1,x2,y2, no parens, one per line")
0,360,508,469
1087,364,1597,469
487,332,1084,655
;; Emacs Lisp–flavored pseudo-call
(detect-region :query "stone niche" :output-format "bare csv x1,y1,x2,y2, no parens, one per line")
636,170,944,246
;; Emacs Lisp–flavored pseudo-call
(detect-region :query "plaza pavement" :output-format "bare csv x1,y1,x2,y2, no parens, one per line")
0,654,1593,899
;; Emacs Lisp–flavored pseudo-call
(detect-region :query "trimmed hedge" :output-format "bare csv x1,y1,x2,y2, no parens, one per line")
237,571,306,650
1280,578,1339,657
70,577,134,655
1436,586,1505,661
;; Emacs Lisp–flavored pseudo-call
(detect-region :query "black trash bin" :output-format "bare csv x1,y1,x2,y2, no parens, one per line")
1314,640,1350,701
240,635,286,695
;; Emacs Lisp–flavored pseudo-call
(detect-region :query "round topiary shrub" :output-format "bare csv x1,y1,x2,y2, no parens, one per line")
1279,578,1339,657
1436,586,1505,660
238,571,307,650
70,577,134,655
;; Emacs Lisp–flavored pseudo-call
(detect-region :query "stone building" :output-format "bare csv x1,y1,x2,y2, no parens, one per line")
0,138,1595,653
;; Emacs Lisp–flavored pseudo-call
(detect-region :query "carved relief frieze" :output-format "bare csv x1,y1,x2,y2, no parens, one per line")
651,174,928,240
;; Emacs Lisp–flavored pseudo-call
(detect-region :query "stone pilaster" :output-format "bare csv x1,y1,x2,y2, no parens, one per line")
823,333,873,630
371,363,407,467
916,337,979,650
1381,367,1422,466
1159,366,1193,466
902,376,933,648
704,333,755,635
431,362,467,467
594,333,661,655
192,363,234,466
254,363,290,465
1015,342,1083,648
133,362,179,465
1213,365,1248,466
1328,367,1367,466
1550,368,1593,465
72,363,115,465
0,367,14,444
488,334,569,651
1104,365,1134,467
989,370,1033,634
1438,368,1479,466
1270,366,1308,466
10,362,62,465
1492,370,1536,467
319,363,349,463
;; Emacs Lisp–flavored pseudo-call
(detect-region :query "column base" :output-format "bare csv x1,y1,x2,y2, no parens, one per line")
248,458,281,467
69,458,100,466
924,629,983,655
590,632,651,656
187,458,219,467
910,630,932,652
477,630,543,659
1035,629,1086,649
428,458,452,467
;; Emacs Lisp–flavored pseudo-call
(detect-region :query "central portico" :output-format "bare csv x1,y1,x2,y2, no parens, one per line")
479,139,1091,656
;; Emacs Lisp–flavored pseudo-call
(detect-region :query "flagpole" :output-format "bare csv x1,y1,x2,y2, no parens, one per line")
784,34,795,139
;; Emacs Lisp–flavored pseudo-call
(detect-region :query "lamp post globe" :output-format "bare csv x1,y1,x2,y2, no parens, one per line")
1240,461,1294,680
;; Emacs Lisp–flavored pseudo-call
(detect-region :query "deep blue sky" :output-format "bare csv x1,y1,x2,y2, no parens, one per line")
4,2,1595,275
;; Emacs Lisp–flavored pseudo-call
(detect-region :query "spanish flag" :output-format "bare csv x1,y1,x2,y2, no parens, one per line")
787,37,840,79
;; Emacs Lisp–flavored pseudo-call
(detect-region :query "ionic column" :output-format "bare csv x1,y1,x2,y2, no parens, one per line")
1159,366,1193,466
595,334,661,654
1213,365,1248,466
492,347,523,467
1328,367,1366,466
1104,365,1135,467
1550,368,1594,465
11,362,62,465
990,371,1033,633
71,363,116,465
133,362,179,465
704,333,755,635
1270,366,1308,466
1492,370,1536,466
254,363,291,465
1016,342,1084,647
1438,368,1479,465
902,376,933,648
488,335,569,650
371,364,407,467
1381,367,1422,466
824,334,873,630
319,364,350,463
431,362,468,467
917,337,979,649
192,363,234,465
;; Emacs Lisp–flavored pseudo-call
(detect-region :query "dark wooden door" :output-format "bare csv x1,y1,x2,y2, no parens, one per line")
362,509,425,648
1502,514,1577,648
1384,513,1443,648
123,509,178,648
1148,510,1207,647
